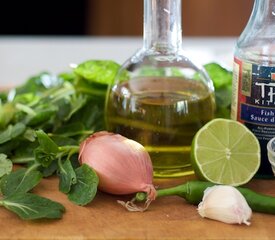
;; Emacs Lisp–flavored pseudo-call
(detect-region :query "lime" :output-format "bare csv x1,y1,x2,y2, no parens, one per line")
191,118,260,186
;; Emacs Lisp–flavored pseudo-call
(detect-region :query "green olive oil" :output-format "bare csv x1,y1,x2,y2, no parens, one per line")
105,76,215,177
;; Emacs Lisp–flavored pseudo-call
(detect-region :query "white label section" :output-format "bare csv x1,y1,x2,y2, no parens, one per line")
231,61,240,120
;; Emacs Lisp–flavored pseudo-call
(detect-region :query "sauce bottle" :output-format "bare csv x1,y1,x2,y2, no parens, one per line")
105,0,215,178
231,0,275,177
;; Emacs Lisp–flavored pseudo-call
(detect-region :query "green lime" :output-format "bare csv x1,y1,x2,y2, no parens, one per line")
191,118,260,186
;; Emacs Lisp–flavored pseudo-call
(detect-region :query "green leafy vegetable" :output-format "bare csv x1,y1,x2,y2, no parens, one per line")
1,193,65,220
204,62,232,119
34,130,59,167
58,159,77,194
0,154,12,178
0,123,26,144
68,164,99,206
0,59,120,220
74,60,120,85
0,102,15,129
0,168,42,196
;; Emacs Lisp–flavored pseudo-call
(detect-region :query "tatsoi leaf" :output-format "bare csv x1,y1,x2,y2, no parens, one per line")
74,60,120,85
68,164,98,206
0,168,42,196
0,154,12,178
58,159,77,194
0,123,26,144
0,193,65,220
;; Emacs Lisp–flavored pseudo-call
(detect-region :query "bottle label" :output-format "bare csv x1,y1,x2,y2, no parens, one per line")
231,57,275,176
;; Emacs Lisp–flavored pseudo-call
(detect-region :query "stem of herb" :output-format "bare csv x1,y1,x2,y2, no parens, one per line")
58,145,79,155
26,162,41,173
12,157,36,164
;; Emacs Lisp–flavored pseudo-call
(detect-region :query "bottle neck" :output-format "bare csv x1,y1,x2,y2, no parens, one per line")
143,0,182,54
250,0,275,25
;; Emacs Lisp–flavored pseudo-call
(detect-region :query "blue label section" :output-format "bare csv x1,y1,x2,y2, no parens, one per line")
247,65,275,106
237,61,275,176
241,104,275,125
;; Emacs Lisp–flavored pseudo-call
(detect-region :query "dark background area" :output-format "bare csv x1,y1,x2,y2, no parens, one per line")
0,1,87,35
0,0,254,36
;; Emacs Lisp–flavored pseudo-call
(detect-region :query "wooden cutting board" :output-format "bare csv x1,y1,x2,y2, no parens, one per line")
1,174,275,240
1,87,275,239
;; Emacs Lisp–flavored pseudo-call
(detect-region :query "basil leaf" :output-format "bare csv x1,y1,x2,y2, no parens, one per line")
0,154,12,178
0,168,42,196
58,159,77,194
68,164,98,206
1,193,65,220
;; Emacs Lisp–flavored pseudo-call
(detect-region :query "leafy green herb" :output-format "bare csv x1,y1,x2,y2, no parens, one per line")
0,102,15,129
0,166,65,220
68,164,99,206
0,154,12,178
0,59,120,220
58,159,77,194
34,130,59,167
0,168,42,196
1,193,65,220
204,62,232,119
74,60,120,85
0,123,26,144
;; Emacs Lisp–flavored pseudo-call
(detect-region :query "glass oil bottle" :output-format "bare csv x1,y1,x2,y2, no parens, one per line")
105,0,215,178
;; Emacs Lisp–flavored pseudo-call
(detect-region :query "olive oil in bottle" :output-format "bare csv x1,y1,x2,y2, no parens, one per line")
105,0,215,177
106,76,215,177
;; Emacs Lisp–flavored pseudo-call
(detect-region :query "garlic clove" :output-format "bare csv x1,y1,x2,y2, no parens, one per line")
198,185,252,225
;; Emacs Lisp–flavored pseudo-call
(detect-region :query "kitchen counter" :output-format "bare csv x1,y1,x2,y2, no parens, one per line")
0,175,275,240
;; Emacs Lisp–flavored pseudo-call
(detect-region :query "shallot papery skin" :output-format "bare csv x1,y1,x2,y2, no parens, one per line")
78,131,156,200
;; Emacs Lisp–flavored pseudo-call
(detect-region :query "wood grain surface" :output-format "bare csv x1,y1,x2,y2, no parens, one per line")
1,86,275,240
1,174,275,240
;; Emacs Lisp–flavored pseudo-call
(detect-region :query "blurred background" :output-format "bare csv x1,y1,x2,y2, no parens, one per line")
0,0,255,86
0,0,254,36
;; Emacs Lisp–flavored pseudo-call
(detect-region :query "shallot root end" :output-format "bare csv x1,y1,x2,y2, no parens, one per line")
117,197,152,212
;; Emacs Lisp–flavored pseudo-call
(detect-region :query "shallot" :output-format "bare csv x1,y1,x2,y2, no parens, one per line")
78,131,156,210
